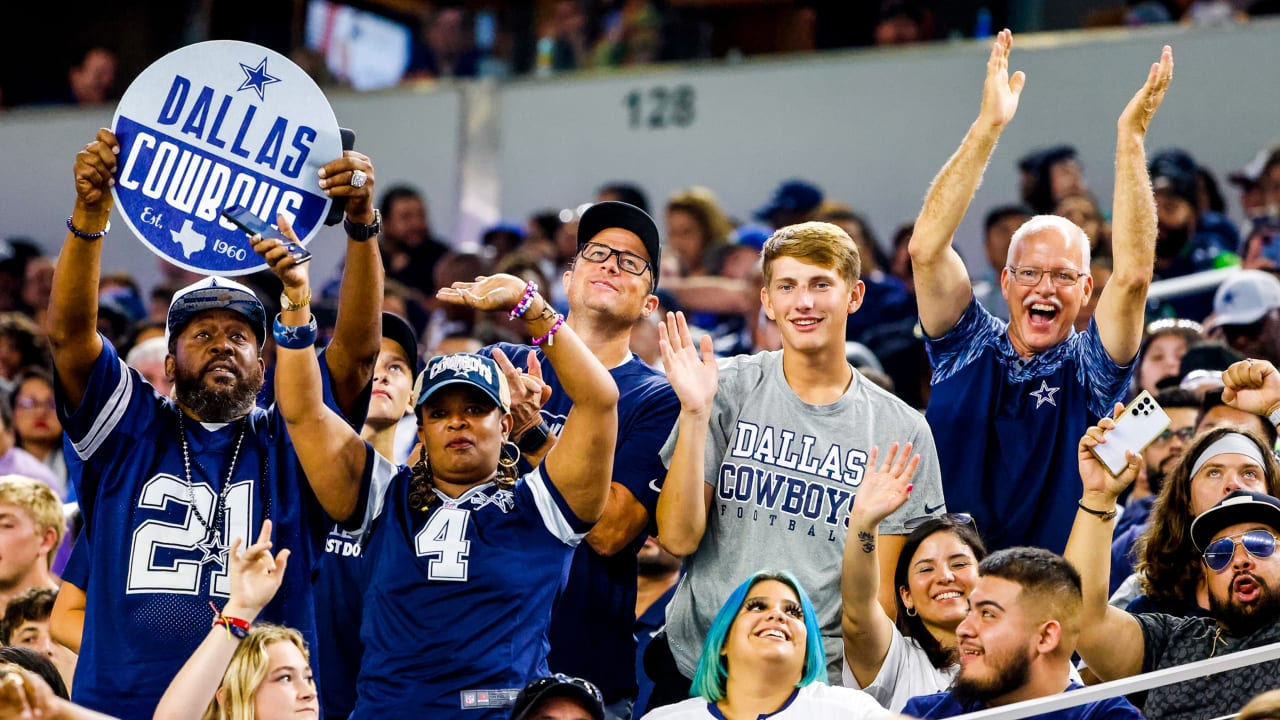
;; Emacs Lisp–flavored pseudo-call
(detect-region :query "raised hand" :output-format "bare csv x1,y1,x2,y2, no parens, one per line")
1118,45,1173,137
494,347,552,437
849,442,921,528
977,29,1025,130
1222,358,1280,416
250,216,309,296
73,128,119,210
226,520,290,618
317,151,376,220
437,273,528,313
1078,402,1140,503
659,311,718,416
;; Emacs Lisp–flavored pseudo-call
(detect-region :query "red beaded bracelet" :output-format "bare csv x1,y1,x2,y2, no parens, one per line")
209,601,251,639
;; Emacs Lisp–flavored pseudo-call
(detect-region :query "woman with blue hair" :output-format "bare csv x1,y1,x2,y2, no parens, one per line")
640,571,895,719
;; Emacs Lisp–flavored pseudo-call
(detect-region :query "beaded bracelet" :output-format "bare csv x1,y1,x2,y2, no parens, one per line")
532,313,565,346
508,281,538,321
209,601,251,639
66,216,110,240
273,313,319,349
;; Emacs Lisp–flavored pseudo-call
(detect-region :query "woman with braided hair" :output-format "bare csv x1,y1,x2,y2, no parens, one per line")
254,225,619,720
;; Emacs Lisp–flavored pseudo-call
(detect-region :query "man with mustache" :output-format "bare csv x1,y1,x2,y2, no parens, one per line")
900,547,1141,718
1068,383,1280,719
47,128,383,719
907,30,1173,553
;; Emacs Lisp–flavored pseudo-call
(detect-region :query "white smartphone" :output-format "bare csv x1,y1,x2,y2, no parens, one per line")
1090,390,1172,477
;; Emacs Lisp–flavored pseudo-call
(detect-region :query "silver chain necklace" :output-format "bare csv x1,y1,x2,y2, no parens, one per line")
177,412,247,541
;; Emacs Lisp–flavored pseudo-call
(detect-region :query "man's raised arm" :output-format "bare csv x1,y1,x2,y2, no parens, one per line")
909,29,1024,338
48,128,116,410
1094,46,1174,364
318,152,384,418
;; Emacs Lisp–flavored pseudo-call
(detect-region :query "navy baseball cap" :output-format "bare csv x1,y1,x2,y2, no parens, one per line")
577,201,662,288
166,276,266,348
381,312,420,375
412,353,510,412
1191,490,1280,552
753,179,823,222
510,675,605,720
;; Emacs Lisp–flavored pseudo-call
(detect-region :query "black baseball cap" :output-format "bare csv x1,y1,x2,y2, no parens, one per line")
381,312,420,375
510,675,604,720
576,201,662,288
1191,490,1280,552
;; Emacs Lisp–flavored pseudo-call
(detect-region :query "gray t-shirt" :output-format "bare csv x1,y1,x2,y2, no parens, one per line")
660,350,945,683
1136,612,1280,719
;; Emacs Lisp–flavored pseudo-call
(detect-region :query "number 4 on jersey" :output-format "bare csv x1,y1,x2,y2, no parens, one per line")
414,507,471,581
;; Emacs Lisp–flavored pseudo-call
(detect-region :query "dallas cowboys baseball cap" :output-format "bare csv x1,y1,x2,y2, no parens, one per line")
1208,270,1280,330
576,201,662,288
381,312,420,375
1190,489,1280,552
510,674,605,720
166,276,267,348
412,352,510,413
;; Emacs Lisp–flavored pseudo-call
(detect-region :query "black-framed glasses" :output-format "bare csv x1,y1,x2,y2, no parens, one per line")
1153,427,1195,445
1006,265,1088,287
1202,529,1277,572
903,512,973,531
579,241,651,276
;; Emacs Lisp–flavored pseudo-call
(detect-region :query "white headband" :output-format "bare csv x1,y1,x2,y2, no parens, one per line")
1189,433,1268,478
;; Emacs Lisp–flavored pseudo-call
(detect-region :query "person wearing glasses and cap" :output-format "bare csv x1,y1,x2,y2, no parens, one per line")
481,200,680,719
262,220,619,718
906,30,1173,554
47,128,384,719
510,675,606,720
1067,402,1280,719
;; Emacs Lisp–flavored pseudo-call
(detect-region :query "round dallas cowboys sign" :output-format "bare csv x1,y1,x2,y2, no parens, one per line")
111,40,341,276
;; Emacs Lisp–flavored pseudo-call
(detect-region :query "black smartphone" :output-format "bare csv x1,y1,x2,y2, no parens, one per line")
221,204,312,265
323,127,356,227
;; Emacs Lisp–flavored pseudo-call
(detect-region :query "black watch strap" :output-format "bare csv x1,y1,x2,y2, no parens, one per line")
516,420,551,455
343,209,381,241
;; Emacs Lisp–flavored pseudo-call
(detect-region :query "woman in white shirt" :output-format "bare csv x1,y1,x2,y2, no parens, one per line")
641,571,895,719
841,442,988,712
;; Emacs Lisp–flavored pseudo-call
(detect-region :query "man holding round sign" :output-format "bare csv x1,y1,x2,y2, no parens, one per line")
51,116,382,717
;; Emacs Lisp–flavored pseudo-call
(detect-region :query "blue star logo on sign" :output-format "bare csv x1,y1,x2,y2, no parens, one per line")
238,57,281,100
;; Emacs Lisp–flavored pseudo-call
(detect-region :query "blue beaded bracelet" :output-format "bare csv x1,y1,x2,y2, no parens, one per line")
66,216,110,240
273,313,318,349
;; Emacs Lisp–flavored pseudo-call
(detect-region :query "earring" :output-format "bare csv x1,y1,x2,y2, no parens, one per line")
905,606,918,617
500,440,522,470
413,444,429,476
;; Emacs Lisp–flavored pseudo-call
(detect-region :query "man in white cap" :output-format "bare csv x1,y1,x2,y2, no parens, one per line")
1207,269,1280,365
47,127,384,719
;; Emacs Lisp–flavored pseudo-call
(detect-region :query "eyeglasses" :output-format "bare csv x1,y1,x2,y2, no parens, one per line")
1153,427,1195,445
1202,529,1277,572
14,397,56,411
579,242,651,277
903,512,973,531
1006,266,1088,287
519,673,603,705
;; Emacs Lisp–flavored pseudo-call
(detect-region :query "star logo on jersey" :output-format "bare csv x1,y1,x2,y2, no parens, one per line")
238,57,281,101
195,534,228,569
1030,380,1060,409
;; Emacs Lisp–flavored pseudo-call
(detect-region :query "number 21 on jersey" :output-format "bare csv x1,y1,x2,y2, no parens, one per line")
415,506,471,581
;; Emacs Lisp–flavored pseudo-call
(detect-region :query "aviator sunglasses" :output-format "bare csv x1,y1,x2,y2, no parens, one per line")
1202,529,1278,572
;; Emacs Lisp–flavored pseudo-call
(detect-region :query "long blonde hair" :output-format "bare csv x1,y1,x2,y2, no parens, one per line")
201,624,309,720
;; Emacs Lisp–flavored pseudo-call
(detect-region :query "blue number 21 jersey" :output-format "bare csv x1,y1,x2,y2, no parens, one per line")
57,340,338,720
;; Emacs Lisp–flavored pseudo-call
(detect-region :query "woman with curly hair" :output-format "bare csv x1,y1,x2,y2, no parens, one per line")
261,222,619,719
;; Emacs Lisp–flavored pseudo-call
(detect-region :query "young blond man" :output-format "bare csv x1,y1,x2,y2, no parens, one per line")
650,222,944,706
